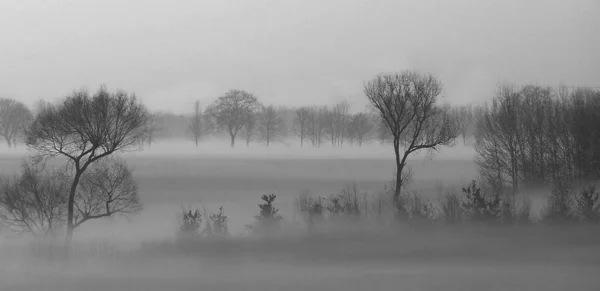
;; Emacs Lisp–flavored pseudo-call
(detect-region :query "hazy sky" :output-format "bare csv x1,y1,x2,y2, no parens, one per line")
1,0,599,113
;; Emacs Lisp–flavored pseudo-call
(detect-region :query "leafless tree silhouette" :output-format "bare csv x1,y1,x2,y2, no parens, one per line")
293,107,311,147
186,101,204,147
0,158,68,236
0,98,33,148
258,105,285,146
206,90,260,147
25,85,149,245
364,71,458,206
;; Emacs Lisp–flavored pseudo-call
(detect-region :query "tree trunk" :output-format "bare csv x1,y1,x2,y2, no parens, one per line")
65,170,83,247
230,133,235,147
195,137,198,147
393,139,403,204
5,136,11,148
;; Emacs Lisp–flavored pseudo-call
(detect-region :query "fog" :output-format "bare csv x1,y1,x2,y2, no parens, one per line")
2,139,598,290
2,0,600,112
0,138,478,246
2,0,600,289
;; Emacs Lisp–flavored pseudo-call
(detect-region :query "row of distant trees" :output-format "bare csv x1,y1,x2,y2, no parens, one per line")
0,93,477,150
137,93,477,148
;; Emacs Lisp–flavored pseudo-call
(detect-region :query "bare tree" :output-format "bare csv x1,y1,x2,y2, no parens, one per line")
0,158,68,236
242,112,257,146
25,85,149,244
332,101,350,146
73,157,142,229
206,90,260,147
348,112,373,147
186,101,203,147
0,98,33,148
144,113,161,147
258,105,285,146
364,72,458,206
293,107,311,147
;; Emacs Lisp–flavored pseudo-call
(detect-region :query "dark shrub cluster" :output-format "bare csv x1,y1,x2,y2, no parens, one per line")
246,194,283,236
295,185,367,229
179,208,202,238
178,205,229,239
210,206,228,237
461,180,501,224
542,181,600,224
173,180,599,242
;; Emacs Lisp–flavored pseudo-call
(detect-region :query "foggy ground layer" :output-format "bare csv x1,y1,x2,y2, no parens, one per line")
2,226,599,291
0,139,599,290
0,139,481,244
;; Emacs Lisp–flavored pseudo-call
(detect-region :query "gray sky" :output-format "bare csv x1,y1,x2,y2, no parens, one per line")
1,0,599,113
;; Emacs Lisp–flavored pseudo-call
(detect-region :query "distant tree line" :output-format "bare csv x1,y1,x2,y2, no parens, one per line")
128,94,476,149
0,92,479,150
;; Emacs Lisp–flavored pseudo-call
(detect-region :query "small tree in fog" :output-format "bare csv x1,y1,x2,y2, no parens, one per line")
179,207,202,237
209,206,228,237
0,98,33,148
206,90,260,147
187,101,204,147
258,105,285,146
25,85,149,244
0,158,68,235
247,194,283,235
364,71,458,208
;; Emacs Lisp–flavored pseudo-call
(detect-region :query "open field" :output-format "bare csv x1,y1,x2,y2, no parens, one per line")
0,141,598,290
0,140,481,242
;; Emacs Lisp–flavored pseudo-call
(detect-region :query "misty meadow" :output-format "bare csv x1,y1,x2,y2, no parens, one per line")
1,1,600,290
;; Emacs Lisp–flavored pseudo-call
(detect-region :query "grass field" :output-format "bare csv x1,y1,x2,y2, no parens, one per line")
0,141,598,290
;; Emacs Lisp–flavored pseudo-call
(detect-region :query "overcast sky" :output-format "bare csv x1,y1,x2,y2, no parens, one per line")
1,0,599,113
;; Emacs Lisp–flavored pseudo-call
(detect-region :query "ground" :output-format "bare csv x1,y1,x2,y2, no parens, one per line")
0,140,598,290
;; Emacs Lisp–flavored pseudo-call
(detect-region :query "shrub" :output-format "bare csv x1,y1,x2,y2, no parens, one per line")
574,186,600,223
393,192,411,221
178,207,202,238
367,185,395,224
295,189,325,229
461,180,501,223
514,196,532,224
406,192,436,222
209,206,228,237
542,179,576,224
439,192,463,224
326,184,363,220
247,194,283,236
